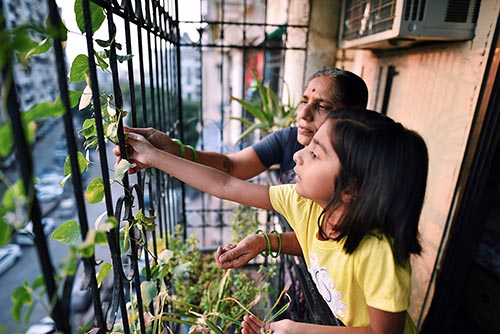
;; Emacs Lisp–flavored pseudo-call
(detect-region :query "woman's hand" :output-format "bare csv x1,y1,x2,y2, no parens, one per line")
113,126,180,173
241,315,293,334
124,132,158,170
215,234,265,269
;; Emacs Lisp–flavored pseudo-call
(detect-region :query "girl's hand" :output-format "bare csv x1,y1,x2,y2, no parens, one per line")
241,315,293,334
215,234,265,269
124,132,157,170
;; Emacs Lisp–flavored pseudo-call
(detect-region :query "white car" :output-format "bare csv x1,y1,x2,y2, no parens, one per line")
0,244,22,276
35,172,64,203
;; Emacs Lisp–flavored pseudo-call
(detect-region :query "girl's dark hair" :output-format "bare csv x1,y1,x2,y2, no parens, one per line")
309,68,369,108
318,107,428,266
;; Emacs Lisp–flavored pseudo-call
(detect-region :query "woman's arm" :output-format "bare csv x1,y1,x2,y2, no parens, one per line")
125,132,273,210
114,126,267,179
242,307,406,334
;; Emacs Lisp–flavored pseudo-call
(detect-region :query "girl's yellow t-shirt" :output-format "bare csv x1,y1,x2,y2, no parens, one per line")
270,184,418,333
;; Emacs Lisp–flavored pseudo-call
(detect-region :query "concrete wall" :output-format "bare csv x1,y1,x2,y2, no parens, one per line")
334,0,500,326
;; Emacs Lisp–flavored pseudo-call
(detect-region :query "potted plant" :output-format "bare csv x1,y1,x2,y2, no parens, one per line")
230,72,297,143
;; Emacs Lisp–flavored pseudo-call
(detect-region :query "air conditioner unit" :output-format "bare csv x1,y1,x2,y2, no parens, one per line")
339,0,482,50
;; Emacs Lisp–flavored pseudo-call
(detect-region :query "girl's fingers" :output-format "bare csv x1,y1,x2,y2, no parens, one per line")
243,315,265,334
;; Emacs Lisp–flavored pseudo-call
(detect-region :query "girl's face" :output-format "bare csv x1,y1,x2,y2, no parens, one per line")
293,119,341,208
296,76,340,146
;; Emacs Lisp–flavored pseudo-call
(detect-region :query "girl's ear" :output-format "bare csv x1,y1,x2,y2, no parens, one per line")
341,187,357,203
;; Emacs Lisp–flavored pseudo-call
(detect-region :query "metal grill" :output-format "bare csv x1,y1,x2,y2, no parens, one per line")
341,0,397,41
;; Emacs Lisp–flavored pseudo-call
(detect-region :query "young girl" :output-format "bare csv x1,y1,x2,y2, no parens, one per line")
123,107,428,334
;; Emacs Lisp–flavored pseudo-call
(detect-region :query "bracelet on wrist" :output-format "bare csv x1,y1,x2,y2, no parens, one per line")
256,229,270,257
270,230,281,258
171,138,185,158
184,144,198,162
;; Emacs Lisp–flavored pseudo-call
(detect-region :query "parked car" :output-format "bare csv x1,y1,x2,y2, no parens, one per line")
26,316,55,334
16,218,57,246
35,171,64,203
0,244,22,276
55,198,75,219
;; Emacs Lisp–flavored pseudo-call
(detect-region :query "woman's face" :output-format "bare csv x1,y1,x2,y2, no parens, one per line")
296,76,340,146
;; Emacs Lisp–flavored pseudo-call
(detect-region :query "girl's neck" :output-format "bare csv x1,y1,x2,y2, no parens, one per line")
317,209,343,241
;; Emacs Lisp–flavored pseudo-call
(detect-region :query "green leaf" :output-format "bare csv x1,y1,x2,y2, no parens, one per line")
23,100,64,122
96,262,112,286
134,208,156,231
12,27,38,53
0,122,13,158
114,159,132,181
51,220,81,246
31,275,45,290
78,229,96,258
69,54,89,83
94,51,109,70
119,225,130,254
94,230,107,244
0,216,12,247
69,90,84,109
45,14,68,41
23,37,52,61
204,319,224,334
74,0,106,34
231,96,267,123
79,118,96,139
2,180,25,212
63,151,90,176
95,39,111,47
141,281,158,307
85,177,104,204
10,284,32,323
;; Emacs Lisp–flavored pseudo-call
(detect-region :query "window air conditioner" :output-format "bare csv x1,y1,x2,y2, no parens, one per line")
339,0,482,50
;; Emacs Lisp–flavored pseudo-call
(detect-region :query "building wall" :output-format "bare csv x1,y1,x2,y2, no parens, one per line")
334,0,500,326
2,0,59,112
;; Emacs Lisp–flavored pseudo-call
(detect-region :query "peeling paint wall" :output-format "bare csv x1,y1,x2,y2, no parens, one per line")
335,0,500,326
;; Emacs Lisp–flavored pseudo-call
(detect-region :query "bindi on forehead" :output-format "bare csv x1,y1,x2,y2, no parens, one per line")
312,88,316,92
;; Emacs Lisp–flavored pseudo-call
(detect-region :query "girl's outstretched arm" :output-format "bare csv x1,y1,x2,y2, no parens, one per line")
125,132,273,210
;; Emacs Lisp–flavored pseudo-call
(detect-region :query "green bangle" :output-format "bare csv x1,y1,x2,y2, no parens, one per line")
171,138,185,158
184,144,198,162
256,229,270,257
270,230,281,258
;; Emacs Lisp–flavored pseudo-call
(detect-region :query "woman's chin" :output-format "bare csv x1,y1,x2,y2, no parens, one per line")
297,134,312,146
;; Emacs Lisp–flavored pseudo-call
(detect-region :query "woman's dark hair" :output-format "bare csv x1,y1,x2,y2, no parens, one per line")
309,68,369,109
318,107,428,266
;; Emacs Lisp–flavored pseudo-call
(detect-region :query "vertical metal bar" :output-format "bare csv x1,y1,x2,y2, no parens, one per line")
145,0,157,126
46,0,106,331
134,0,149,128
81,1,132,333
1,3,68,330
103,0,148,332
